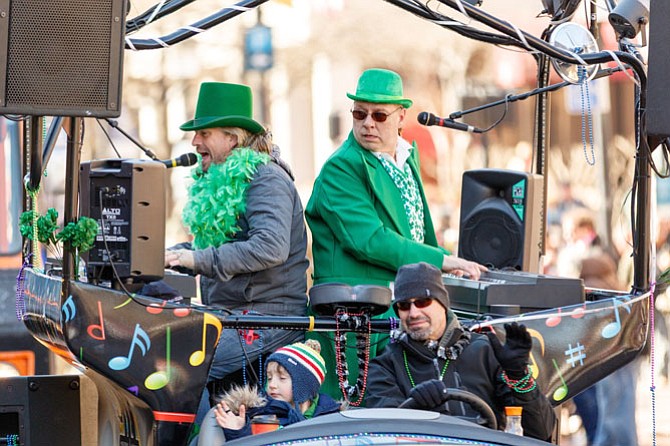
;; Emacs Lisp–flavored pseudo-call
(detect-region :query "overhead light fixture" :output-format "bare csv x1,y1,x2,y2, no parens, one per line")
609,0,649,39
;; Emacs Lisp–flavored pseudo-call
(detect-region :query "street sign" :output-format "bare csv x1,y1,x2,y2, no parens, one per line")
244,24,273,72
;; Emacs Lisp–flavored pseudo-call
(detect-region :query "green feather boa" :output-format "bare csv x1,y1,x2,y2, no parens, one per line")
183,147,270,249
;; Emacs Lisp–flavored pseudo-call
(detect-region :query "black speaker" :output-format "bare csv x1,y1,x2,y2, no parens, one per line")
458,169,543,272
0,0,126,117
0,375,97,446
647,0,670,139
80,159,166,283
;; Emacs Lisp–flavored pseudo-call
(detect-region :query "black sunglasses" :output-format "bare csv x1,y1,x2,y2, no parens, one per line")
395,297,434,312
351,106,402,123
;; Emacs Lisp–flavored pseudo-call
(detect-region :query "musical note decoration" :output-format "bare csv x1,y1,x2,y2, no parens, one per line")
551,358,569,402
108,324,151,371
145,326,172,390
86,300,106,340
62,295,77,322
189,313,222,367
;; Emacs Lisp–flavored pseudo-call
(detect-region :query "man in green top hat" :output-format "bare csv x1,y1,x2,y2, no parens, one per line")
165,82,309,420
305,68,486,402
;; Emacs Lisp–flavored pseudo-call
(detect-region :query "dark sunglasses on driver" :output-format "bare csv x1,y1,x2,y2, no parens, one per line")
395,297,434,311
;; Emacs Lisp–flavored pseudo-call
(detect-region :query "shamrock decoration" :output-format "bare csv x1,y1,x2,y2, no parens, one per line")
19,207,99,279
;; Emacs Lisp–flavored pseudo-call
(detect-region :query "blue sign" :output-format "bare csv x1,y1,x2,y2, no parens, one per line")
244,25,273,71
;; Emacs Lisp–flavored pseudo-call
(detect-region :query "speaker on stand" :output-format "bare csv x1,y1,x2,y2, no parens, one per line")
0,0,126,117
458,169,543,273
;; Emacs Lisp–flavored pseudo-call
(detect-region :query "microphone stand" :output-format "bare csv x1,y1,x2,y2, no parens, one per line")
448,66,622,120
103,118,159,161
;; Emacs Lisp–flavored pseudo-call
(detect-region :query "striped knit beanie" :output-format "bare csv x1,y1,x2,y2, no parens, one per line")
266,339,326,404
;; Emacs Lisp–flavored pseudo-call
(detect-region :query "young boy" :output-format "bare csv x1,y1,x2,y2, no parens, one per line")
195,339,341,445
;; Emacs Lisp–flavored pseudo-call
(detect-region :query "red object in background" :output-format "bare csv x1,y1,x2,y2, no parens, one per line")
403,122,438,184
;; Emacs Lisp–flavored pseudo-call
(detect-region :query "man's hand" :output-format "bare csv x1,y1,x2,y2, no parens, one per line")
441,255,488,281
165,249,195,270
408,379,448,409
486,322,532,378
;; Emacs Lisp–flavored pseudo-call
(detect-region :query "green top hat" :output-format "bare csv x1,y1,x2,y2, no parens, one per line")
346,68,413,109
180,82,264,133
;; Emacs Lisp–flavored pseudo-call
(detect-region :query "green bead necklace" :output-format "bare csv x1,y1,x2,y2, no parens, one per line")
403,350,450,387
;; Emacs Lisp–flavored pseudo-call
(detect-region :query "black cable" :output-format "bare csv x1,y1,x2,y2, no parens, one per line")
96,119,123,159
98,187,135,299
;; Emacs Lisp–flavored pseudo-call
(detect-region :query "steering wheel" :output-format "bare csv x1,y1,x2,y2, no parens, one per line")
399,388,498,430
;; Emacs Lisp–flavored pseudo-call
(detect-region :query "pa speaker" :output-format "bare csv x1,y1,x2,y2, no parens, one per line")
458,169,543,273
0,375,97,446
647,0,670,139
0,0,126,117
80,159,166,283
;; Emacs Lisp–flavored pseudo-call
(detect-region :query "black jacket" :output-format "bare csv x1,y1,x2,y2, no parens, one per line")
365,332,556,442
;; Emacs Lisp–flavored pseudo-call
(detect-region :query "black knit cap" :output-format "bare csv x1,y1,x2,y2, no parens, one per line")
393,262,450,311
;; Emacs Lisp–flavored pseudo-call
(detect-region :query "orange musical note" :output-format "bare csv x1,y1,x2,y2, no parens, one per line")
86,301,106,340
189,313,222,367
145,326,171,390
601,301,622,339
146,300,191,317
108,324,151,371
545,308,563,327
551,358,569,402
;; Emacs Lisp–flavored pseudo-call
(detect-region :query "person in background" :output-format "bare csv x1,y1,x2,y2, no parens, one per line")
305,68,486,401
194,340,341,445
558,208,638,446
365,262,556,442
165,82,309,419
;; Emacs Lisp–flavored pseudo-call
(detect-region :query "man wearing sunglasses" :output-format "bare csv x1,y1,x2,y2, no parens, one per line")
305,68,486,400
365,262,556,442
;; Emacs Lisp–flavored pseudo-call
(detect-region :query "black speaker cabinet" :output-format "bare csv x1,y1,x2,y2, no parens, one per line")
80,159,166,283
0,375,97,446
647,0,670,139
0,0,126,117
458,169,543,273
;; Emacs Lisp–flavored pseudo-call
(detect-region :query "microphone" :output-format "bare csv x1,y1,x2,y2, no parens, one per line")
417,112,483,133
160,152,198,168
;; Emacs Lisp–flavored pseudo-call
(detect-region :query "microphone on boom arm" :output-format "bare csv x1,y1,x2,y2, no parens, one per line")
159,152,198,168
417,111,484,134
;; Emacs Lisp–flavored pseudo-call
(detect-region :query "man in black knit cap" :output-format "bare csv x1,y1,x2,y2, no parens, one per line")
365,262,556,441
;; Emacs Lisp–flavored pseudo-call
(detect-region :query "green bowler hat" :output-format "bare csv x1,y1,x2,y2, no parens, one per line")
180,82,264,133
347,68,413,109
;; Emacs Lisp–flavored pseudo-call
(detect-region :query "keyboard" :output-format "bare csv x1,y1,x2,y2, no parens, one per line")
442,270,584,315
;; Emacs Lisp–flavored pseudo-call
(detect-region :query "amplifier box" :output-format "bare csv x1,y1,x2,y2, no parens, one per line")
80,159,166,283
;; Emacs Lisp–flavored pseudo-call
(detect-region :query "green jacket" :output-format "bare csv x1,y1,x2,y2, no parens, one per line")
305,131,449,400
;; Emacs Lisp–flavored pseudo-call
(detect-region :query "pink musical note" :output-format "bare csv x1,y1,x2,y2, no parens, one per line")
86,301,106,340
146,300,191,317
189,313,222,367
546,308,563,327
570,303,586,319
145,326,171,391
601,301,622,339
108,324,151,371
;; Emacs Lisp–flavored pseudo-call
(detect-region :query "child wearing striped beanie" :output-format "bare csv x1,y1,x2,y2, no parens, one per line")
265,338,327,405
195,340,341,445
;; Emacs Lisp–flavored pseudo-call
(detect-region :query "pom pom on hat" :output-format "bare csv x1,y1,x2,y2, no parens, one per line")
266,339,326,404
